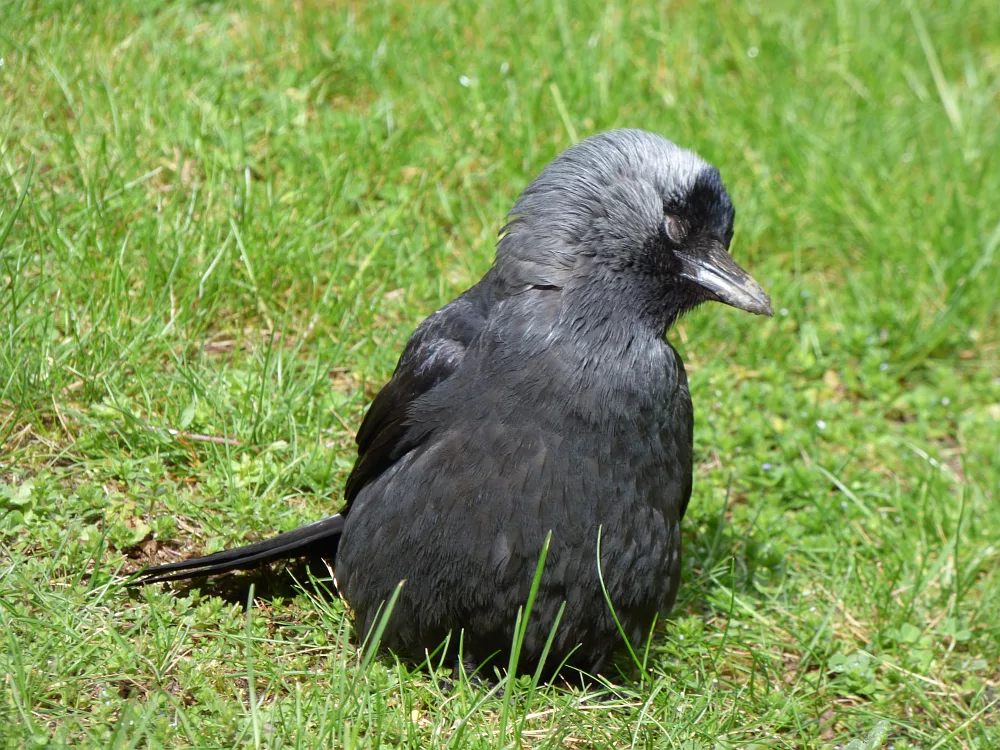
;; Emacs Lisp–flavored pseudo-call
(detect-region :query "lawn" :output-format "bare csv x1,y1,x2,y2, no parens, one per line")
1,0,998,746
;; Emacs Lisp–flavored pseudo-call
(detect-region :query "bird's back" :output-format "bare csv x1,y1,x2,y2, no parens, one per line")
336,285,694,675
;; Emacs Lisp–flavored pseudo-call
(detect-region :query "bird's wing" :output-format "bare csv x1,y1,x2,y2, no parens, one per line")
344,273,497,506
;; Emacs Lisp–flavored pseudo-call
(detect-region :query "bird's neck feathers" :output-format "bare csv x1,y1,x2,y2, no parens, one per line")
478,287,684,424
482,274,678,379
565,259,698,337
471,262,686,422
493,231,695,339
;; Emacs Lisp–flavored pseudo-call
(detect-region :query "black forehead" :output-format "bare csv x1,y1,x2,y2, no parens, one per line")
662,167,735,239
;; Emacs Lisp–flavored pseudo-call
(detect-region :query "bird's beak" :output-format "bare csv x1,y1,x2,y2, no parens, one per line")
678,242,773,317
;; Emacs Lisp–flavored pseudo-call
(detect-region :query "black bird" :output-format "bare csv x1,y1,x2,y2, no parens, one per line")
138,129,772,678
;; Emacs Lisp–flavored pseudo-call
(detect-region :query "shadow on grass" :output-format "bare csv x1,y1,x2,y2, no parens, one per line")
128,510,761,692
674,509,776,616
160,519,759,612
147,555,340,606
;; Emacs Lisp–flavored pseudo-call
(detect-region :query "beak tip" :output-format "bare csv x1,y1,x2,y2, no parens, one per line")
678,244,774,319
734,290,772,317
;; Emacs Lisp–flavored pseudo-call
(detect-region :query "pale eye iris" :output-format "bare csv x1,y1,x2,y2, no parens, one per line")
664,215,686,243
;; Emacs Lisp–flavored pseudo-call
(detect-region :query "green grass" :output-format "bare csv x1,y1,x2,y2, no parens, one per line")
1,0,998,746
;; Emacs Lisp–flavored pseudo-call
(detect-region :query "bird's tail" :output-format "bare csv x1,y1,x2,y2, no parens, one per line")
134,514,345,584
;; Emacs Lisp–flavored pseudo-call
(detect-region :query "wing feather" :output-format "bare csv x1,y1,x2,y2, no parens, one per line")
343,272,498,506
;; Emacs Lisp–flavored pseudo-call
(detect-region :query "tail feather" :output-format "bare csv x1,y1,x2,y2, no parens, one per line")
135,514,345,584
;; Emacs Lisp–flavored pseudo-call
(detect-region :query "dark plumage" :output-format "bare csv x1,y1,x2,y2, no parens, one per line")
138,129,772,678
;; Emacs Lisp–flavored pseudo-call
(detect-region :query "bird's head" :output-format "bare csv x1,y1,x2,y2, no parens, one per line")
496,129,772,330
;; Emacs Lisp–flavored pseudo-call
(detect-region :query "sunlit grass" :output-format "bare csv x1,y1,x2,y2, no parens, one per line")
1,0,998,746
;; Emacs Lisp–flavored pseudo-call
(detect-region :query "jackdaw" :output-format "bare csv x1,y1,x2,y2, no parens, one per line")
138,129,773,679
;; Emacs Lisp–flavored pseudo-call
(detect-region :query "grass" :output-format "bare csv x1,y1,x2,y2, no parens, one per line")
1,0,998,746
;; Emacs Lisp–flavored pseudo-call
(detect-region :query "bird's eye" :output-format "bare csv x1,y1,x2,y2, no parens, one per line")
664,215,687,244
